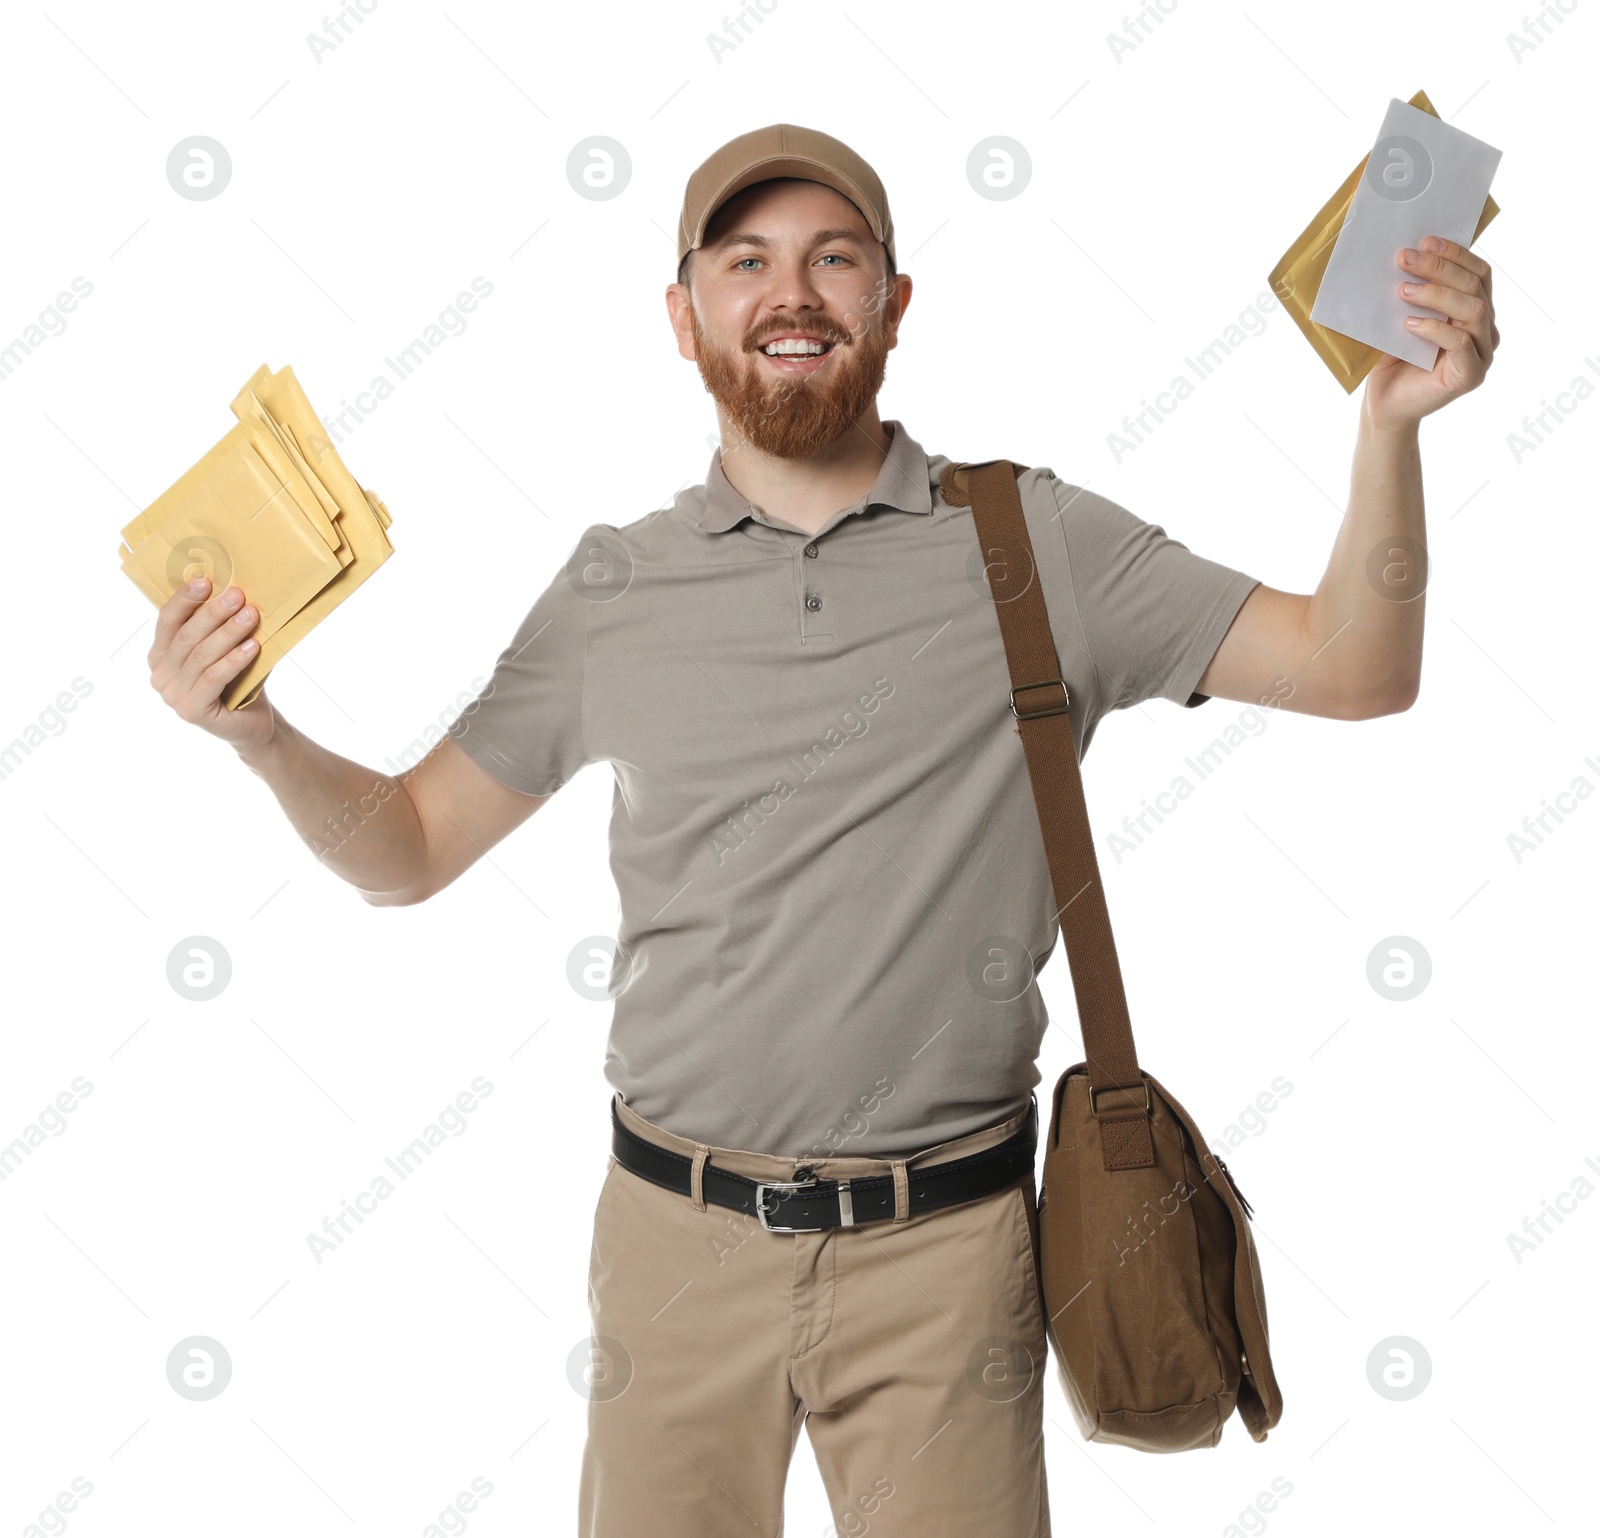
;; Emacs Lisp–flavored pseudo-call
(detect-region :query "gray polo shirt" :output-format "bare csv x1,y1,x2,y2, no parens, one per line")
447,421,1258,1158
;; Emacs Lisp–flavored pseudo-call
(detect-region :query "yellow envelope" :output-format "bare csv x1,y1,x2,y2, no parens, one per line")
119,363,395,709
222,365,394,708
1269,88,1500,393
119,416,345,646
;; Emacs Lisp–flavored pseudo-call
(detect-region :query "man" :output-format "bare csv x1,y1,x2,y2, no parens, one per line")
149,124,1497,1536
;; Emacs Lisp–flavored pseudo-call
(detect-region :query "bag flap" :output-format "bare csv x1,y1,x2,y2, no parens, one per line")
1143,1071,1284,1439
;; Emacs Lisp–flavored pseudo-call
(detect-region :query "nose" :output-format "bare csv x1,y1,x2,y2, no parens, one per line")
762,254,827,312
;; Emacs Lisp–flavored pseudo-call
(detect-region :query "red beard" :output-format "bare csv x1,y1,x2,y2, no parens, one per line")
691,307,891,459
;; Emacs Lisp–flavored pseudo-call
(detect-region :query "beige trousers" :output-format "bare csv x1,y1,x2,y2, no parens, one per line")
578,1094,1051,1537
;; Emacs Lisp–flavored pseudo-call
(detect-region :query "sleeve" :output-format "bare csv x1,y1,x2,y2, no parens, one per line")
1051,477,1260,715
446,552,593,797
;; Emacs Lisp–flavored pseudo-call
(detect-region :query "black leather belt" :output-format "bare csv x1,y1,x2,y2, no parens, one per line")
609,1096,1037,1232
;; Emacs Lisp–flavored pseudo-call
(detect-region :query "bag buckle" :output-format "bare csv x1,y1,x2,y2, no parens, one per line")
1010,679,1070,721
1088,1078,1151,1115
755,1169,820,1232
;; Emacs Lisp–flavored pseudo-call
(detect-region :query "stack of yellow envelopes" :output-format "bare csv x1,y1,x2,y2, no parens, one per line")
1268,88,1500,394
118,363,393,709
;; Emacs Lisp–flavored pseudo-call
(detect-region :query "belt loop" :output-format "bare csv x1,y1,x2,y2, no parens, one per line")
891,1159,909,1222
689,1144,710,1212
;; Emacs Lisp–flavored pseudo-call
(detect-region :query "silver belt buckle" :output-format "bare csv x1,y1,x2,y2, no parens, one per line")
755,1169,856,1232
755,1172,817,1233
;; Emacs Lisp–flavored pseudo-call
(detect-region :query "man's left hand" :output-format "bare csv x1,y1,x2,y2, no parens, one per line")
1363,235,1500,432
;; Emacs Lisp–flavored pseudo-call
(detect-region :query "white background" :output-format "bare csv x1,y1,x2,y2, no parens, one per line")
2,1,1594,1533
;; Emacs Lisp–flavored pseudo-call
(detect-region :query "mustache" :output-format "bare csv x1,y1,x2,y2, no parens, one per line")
747,321,852,350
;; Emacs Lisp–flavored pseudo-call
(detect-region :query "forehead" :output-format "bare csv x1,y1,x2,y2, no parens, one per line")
702,177,872,246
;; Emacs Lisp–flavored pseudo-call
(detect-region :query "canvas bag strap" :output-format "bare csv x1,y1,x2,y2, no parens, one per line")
944,458,1154,1171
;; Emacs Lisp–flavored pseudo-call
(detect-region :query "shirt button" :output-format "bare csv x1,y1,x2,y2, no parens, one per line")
804,542,818,558
805,593,823,611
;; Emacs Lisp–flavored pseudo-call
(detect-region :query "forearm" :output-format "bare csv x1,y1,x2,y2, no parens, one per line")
234,715,430,904
1305,409,1426,712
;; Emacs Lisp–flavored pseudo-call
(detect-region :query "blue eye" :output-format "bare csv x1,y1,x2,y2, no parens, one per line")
735,258,760,271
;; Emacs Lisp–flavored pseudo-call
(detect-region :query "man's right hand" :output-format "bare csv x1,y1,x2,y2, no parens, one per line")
148,574,276,752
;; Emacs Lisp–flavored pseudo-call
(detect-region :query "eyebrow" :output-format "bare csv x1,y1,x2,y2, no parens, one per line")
707,227,871,254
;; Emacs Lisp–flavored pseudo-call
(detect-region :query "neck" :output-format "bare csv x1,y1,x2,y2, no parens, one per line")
716,407,892,537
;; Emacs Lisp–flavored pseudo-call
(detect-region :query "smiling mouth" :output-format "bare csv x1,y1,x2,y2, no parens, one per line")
756,337,837,358
754,337,839,376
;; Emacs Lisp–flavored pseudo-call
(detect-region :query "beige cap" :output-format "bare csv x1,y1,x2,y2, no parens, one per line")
676,123,895,271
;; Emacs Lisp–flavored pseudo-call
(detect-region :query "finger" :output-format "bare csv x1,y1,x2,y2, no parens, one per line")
151,573,217,657
168,630,260,719
175,600,259,693
173,583,250,659
1398,277,1488,329
1400,234,1493,358
1415,234,1491,284
193,636,261,703
1402,314,1475,355
1399,246,1480,303
151,582,248,691
1416,237,1496,343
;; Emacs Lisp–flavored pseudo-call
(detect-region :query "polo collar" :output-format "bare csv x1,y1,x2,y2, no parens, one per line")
696,419,933,533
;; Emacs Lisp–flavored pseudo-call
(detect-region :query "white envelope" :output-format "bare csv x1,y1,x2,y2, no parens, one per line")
1310,98,1502,371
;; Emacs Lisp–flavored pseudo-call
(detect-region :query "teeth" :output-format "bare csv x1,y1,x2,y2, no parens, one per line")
763,338,828,356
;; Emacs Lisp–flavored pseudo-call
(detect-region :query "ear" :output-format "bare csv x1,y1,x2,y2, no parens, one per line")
883,272,913,351
665,281,697,363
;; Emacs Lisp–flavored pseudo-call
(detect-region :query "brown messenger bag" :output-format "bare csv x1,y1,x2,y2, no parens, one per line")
942,458,1285,1452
